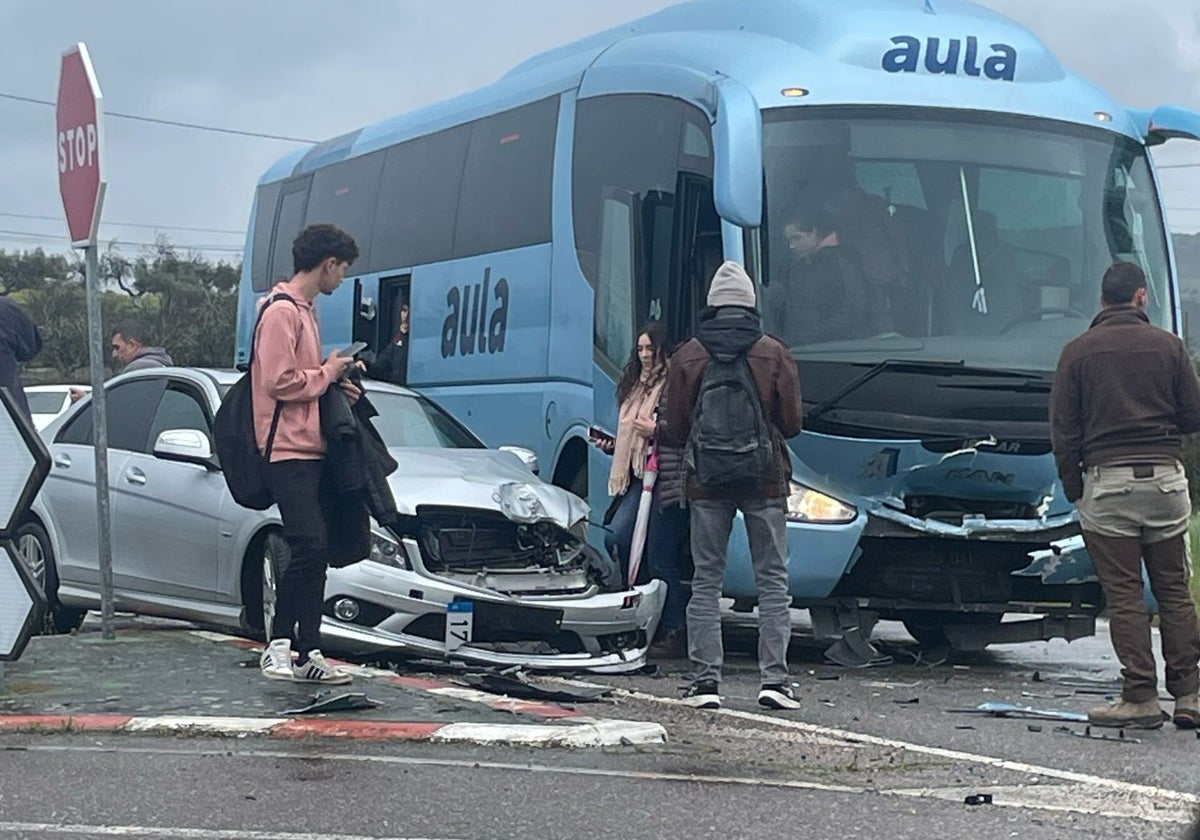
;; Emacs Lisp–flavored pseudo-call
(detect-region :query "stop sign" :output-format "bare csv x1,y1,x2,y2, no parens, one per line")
57,42,106,248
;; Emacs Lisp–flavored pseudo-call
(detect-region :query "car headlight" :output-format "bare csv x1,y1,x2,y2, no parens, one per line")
368,527,409,569
786,481,857,524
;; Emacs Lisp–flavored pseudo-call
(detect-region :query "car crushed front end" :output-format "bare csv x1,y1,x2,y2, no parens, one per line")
318,449,664,673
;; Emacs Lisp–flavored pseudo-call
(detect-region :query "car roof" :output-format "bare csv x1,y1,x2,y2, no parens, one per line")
170,367,422,399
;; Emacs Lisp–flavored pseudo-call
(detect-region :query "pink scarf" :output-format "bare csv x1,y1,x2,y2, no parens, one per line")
608,367,665,497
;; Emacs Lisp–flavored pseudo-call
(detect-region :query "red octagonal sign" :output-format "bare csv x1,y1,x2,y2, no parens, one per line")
57,43,106,247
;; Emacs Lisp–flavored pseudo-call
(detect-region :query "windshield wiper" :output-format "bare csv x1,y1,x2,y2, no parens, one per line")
804,359,1041,423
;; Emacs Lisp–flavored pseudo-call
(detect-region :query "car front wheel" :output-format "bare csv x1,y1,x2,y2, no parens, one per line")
260,532,288,640
14,520,85,635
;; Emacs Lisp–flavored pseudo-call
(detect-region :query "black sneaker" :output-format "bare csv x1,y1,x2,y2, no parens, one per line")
758,683,801,710
682,680,722,709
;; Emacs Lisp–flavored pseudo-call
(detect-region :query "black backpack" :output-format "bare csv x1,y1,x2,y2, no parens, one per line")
685,348,778,492
212,293,296,510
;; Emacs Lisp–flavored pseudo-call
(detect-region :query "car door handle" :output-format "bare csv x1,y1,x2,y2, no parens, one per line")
53,453,72,469
125,467,147,486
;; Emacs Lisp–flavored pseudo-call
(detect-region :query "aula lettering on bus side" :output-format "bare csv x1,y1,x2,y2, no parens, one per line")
882,36,1017,81
441,267,510,358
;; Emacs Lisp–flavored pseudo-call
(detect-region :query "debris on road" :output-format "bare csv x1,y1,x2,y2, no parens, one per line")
283,691,382,715
949,701,1088,722
459,669,613,703
1052,725,1143,744
963,793,994,806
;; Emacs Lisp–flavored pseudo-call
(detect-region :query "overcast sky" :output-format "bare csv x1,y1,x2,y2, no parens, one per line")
2,0,1199,265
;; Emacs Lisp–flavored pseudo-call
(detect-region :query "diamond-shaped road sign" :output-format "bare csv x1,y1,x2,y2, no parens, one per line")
0,386,50,660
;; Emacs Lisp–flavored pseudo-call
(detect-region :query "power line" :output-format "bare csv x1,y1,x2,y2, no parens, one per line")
0,211,244,236
0,228,243,254
0,91,317,144
1157,163,1200,170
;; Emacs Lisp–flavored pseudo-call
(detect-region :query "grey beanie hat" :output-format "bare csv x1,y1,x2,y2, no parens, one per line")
707,261,757,309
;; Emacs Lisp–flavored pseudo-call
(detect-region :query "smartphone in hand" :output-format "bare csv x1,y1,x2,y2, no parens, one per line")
339,340,369,358
588,424,616,450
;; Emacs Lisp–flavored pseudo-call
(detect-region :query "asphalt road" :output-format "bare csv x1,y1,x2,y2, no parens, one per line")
1,614,1197,839
0,735,1186,840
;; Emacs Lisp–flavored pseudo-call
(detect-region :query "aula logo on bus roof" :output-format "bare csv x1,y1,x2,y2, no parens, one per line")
881,36,1017,82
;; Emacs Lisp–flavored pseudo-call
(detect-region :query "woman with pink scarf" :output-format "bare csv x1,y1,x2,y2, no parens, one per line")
601,322,667,583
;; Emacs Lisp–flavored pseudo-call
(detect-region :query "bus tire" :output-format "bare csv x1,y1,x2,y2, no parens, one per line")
901,612,1002,650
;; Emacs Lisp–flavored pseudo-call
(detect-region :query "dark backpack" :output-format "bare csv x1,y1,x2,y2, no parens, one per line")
685,349,778,492
212,293,295,510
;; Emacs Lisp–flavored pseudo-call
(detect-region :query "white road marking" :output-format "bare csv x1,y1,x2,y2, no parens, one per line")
431,719,666,747
124,716,285,735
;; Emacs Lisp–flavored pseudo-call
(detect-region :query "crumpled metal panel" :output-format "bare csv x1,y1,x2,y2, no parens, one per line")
1016,534,1096,584
386,448,589,528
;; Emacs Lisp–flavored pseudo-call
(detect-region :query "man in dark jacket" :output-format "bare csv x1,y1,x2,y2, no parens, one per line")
0,294,42,420
662,261,804,711
1051,261,1200,730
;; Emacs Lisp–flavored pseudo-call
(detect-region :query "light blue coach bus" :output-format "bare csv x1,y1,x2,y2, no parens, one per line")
235,0,1200,652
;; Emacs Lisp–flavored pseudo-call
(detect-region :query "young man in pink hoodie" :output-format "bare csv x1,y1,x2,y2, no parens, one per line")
254,223,360,684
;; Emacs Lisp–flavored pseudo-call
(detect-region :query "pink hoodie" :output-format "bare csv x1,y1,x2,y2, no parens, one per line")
250,280,337,462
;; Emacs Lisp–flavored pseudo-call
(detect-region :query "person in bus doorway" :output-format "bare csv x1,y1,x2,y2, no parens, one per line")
255,223,361,686
1050,261,1200,730
599,323,667,584
365,298,410,385
663,261,804,711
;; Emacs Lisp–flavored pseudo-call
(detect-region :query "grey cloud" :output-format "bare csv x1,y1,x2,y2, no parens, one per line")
2,0,1198,255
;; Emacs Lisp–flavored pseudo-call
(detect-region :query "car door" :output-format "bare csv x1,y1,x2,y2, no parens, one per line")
42,377,166,593
112,378,225,599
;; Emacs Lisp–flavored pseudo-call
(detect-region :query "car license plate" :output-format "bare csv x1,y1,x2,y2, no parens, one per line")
445,600,474,652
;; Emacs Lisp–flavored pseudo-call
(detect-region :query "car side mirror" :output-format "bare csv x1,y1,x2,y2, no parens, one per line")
153,428,218,470
498,445,539,475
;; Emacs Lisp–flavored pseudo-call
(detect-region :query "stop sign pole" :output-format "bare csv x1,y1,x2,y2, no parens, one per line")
57,42,114,641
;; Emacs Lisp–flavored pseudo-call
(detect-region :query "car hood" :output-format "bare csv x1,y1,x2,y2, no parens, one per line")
385,448,589,528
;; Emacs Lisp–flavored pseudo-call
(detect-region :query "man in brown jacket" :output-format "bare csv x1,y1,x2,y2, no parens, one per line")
662,261,803,711
1051,261,1200,729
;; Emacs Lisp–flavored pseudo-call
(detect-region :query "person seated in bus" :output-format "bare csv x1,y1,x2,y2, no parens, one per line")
775,202,878,343
365,299,410,385
598,322,668,584
947,211,1031,335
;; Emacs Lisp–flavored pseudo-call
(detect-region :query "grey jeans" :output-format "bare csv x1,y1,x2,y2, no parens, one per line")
686,497,791,684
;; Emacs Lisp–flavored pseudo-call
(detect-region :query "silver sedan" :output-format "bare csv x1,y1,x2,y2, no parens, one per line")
18,367,663,672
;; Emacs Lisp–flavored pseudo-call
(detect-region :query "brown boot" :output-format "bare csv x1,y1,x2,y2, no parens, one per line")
1173,693,1199,729
1088,698,1165,729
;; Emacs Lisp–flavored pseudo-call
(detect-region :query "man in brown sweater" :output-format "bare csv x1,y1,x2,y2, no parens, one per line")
662,261,803,711
1051,260,1200,729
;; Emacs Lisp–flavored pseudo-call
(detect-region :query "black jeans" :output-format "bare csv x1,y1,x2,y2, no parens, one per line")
267,459,332,660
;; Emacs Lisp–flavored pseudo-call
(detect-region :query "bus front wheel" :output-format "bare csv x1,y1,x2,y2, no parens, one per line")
901,612,1003,650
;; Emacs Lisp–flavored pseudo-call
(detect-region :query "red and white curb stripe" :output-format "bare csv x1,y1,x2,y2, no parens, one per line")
0,631,666,746
0,713,666,746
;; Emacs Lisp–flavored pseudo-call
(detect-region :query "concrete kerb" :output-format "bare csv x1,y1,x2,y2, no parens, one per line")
0,630,667,747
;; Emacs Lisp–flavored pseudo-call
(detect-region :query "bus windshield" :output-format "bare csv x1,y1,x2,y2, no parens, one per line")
760,108,1173,379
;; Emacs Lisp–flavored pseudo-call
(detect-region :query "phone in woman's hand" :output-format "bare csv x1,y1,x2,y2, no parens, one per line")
589,424,615,451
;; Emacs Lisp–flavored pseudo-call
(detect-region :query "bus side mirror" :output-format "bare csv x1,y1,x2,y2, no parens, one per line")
1130,105,1200,146
713,78,763,229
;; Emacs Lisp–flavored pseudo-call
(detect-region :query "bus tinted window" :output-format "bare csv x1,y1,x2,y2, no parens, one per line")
372,125,470,271
305,151,385,271
453,96,558,259
269,179,311,284
250,181,281,292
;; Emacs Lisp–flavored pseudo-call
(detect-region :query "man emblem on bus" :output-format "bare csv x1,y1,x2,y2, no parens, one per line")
441,267,510,358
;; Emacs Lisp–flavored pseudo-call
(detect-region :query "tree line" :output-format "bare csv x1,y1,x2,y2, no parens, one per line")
0,240,239,383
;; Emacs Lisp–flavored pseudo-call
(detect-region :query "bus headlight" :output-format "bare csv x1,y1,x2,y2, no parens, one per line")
786,482,857,524
368,528,409,569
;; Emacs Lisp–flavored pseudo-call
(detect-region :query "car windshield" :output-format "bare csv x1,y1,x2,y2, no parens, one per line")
366,392,484,449
25,391,66,414
760,107,1173,375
